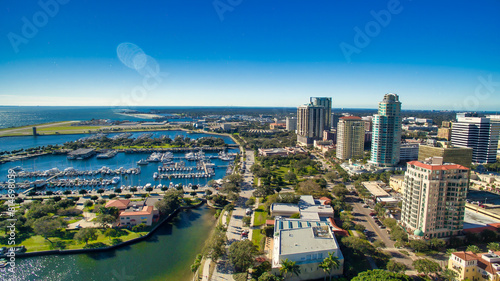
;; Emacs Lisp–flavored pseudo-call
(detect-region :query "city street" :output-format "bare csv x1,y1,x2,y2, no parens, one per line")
211,150,256,281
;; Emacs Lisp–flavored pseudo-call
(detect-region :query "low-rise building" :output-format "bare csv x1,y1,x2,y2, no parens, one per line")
389,175,405,193
270,195,333,219
272,221,344,280
449,250,500,281
119,205,158,227
400,143,420,162
270,123,286,130
105,199,131,211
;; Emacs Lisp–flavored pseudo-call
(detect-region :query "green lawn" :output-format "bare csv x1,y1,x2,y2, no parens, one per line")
0,228,148,252
253,205,267,227
251,229,265,251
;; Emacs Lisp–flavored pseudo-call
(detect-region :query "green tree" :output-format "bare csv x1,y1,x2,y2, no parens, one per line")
412,258,441,278
33,216,66,243
441,268,459,281
466,245,480,254
488,242,500,251
103,228,117,240
386,260,406,273
318,252,340,281
351,269,412,281
228,240,258,272
279,258,301,279
409,239,428,253
258,272,281,281
74,228,98,246
95,214,116,228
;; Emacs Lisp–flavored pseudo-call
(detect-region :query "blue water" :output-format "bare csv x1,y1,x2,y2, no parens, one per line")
0,130,235,152
0,106,151,129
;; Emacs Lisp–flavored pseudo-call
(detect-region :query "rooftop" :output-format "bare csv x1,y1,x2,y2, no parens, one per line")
407,160,469,171
105,199,130,209
120,205,154,216
280,226,337,256
362,181,390,198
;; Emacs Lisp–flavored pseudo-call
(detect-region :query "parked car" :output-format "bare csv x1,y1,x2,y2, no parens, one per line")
369,212,376,216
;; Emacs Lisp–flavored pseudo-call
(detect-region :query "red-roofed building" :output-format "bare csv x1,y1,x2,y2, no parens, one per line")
401,157,470,238
119,205,158,227
105,199,131,211
449,250,500,281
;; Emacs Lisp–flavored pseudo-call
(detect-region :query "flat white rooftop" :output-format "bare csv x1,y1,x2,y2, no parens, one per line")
362,181,390,198
280,226,338,256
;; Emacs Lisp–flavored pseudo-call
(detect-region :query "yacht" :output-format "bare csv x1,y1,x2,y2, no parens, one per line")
137,159,148,165
111,177,121,185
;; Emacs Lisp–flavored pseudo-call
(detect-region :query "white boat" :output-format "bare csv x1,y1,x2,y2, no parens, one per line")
11,166,23,172
137,159,148,165
111,177,121,185
153,172,159,179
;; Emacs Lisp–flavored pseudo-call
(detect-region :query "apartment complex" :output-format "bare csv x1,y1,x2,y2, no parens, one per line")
399,143,420,162
401,157,469,238
418,144,473,168
297,103,325,145
451,116,500,164
336,116,365,160
286,117,297,132
310,97,332,130
449,250,500,281
369,93,402,167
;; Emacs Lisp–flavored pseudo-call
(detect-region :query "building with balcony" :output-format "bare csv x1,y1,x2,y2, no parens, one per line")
401,157,469,238
448,250,500,281
336,116,365,160
297,103,325,145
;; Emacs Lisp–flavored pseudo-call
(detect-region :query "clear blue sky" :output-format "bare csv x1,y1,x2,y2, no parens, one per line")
1,0,499,110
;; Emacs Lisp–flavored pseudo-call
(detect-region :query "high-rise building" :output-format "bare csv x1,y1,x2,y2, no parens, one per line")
286,117,297,132
401,157,469,238
369,93,402,167
297,103,325,145
310,97,332,130
418,144,473,168
336,116,365,160
331,113,342,130
451,115,500,164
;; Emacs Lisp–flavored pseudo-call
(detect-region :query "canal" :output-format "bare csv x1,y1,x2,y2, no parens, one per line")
2,205,216,281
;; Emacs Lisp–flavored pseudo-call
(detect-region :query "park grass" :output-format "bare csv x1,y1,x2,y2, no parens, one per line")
253,205,267,227
0,228,148,252
251,229,265,251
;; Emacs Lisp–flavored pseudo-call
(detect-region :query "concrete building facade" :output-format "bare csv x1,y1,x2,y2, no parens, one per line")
418,144,473,168
297,103,325,145
310,97,332,130
336,116,365,160
286,117,297,132
451,116,500,164
369,93,402,167
401,158,469,238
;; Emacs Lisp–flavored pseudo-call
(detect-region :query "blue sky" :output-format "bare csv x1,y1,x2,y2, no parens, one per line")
1,0,499,110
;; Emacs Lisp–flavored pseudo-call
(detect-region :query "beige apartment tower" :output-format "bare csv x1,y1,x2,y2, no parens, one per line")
336,116,365,160
297,103,325,145
401,158,469,238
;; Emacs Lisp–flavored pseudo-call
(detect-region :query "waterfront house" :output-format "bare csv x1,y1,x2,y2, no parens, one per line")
119,205,158,227
105,199,131,211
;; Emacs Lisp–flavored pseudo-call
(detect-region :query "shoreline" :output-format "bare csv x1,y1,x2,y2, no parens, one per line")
0,200,205,260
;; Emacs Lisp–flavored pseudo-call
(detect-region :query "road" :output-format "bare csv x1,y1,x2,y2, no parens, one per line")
211,151,256,281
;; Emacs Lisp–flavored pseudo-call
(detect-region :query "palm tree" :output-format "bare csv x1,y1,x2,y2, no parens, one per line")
318,252,340,281
488,242,500,251
466,245,480,254
279,258,301,279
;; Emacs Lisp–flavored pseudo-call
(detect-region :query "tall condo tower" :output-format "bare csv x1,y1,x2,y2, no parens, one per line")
310,97,332,130
369,93,402,167
296,103,325,145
